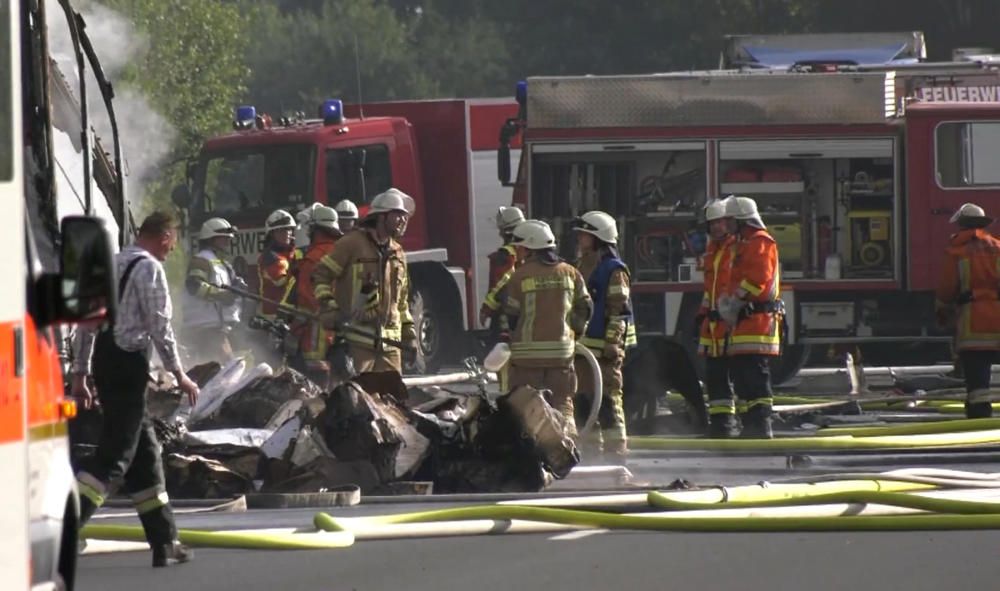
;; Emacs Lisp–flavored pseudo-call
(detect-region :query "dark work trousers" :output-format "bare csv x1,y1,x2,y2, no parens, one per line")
728,354,774,438
705,356,739,437
959,349,998,419
76,330,177,547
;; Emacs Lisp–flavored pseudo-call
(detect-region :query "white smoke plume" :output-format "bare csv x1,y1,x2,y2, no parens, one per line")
45,0,176,230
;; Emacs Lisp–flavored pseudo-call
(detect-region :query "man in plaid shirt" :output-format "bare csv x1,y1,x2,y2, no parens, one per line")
71,211,200,568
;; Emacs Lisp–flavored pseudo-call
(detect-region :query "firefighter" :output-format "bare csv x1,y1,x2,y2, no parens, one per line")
293,205,343,388
935,203,1000,419
293,203,323,257
479,205,526,328
335,199,360,232
181,217,245,363
313,188,418,373
718,196,782,439
256,209,297,320
572,211,636,461
696,197,741,437
499,220,593,438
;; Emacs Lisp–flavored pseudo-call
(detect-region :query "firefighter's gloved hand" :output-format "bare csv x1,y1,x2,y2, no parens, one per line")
479,305,492,328
718,295,743,325
603,342,623,361
233,277,249,292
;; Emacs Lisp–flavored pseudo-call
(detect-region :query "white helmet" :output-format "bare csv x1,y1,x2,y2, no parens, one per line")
496,205,525,231
725,196,765,229
199,217,237,241
510,219,556,250
950,202,993,226
573,211,618,244
366,188,415,218
335,199,359,220
296,202,323,225
310,205,342,234
704,198,730,222
265,209,296,232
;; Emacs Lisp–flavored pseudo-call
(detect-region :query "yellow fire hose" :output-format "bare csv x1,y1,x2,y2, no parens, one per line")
628,428,1000,452
817,418,1000,437
81,524,354,549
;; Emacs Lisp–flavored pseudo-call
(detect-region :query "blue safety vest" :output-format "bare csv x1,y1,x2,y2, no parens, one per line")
583,256,637,348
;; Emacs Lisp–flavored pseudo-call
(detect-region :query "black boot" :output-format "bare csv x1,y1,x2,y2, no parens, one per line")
708,414,741,438
741,406,773,439
152,541,194,568
78,496,99,527
965,402,993,419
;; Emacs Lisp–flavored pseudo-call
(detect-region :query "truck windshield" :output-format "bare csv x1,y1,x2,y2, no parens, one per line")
194,144,315,217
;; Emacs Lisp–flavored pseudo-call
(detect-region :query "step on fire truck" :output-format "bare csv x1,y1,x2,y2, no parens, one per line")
3,0,124,589
497,31,1000,382
173,98,519,372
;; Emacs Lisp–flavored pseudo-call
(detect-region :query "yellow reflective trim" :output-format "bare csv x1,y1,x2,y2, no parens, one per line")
523,292,536,342
319,255,344,276
521,275,574,293
188,269,210,280
608,284,630,297
739,279,764,297
958,257,971,292
28,422,67,442
747,397,774,408
134,492,170,514
580,336,605,349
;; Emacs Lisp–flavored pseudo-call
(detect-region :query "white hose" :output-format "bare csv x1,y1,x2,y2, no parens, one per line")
575,342,603,436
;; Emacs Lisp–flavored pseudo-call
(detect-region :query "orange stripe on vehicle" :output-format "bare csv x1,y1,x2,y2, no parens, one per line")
0,321,24,443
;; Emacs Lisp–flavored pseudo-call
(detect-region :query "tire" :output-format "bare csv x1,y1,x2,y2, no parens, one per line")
406,283,457,374
770,344,812,386
58,499,77,591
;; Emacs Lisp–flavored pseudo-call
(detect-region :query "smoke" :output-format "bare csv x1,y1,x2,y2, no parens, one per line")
45,0,176,222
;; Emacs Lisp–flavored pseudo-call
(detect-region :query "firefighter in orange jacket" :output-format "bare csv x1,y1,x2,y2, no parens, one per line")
498,220,593,439
480,205,526,328
718,196,782,438
696,197,740,437
294,205,342,388
935,203,1000,419
256,209,297,320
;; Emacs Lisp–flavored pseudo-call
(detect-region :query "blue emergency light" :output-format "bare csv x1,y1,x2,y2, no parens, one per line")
515,80,527,108
320,99,345,125
234,105,256,130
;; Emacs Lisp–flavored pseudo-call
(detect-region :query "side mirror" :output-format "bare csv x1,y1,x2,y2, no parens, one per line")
171,184,192,209
497,143,511,186
57,216,116,324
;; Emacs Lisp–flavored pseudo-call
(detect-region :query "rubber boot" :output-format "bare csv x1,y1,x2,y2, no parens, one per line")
708,414,741,438
741,406,773,439
78,495,99,527
965,401,993,419
139,506,191,567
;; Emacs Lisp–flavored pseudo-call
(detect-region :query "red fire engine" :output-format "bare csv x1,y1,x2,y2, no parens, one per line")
174,99,519,372
498,32,1000,380
3,0,123,589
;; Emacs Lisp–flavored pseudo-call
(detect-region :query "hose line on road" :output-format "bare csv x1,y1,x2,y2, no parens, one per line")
81,524,355,549
628,428,1000,452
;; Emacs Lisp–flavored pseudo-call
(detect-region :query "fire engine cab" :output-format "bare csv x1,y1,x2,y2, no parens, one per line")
498,32,1000,380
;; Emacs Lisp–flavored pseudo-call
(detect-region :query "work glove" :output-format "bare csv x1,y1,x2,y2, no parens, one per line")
718,294,743,326
479,305,493,328
233,277,249,292
602,342,623,361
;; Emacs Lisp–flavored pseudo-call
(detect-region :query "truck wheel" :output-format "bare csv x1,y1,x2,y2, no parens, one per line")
58,499,77,591
771,344,812,386
407,284,454,374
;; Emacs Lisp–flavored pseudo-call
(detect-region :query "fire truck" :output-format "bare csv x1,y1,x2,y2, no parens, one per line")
497,32,1000,381
4,0,123,589
173,99,519,372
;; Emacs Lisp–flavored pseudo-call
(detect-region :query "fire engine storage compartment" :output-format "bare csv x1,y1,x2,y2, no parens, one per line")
523,71,934,373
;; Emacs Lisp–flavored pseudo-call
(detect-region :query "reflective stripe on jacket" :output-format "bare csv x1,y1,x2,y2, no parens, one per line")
936,228,1000,351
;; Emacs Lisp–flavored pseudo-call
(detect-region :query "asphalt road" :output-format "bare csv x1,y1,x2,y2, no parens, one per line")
77,450,1000,591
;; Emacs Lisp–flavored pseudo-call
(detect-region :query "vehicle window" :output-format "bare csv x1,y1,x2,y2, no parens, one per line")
198,144,314,216
936,121,1000,187
325,144,391,205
